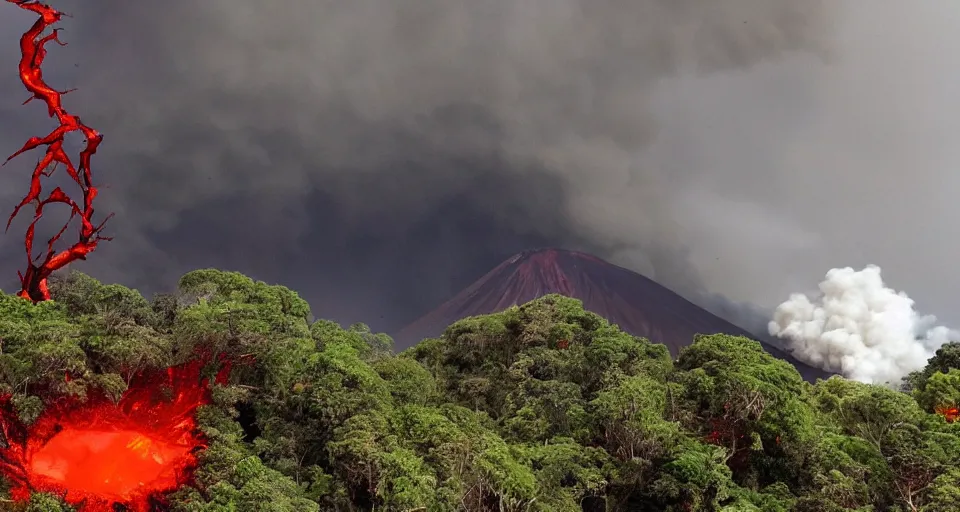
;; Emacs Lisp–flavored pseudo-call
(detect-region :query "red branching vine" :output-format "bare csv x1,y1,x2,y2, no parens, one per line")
4,0,112,302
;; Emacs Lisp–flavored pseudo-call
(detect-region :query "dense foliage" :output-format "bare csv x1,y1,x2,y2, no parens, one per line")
0,269,958,511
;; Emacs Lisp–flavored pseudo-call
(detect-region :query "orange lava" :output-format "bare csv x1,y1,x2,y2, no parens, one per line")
29,428,192,502
0,359,231,511
4,0,112,302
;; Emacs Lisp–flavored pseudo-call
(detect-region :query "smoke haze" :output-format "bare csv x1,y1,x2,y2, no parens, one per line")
0,1,957,350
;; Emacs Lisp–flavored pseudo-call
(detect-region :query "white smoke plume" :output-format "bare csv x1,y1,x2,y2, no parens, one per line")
768,265,956,384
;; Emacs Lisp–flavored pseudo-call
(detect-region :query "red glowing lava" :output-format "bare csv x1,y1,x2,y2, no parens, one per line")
4,0,112,303
936,404,958,423
29,429,193,503
0,359,230,511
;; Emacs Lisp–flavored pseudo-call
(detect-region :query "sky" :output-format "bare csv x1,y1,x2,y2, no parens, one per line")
0,0,959,344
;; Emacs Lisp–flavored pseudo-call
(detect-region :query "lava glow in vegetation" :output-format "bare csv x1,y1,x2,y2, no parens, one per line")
0,360,230,511
936,404,959,423
4,0,112,303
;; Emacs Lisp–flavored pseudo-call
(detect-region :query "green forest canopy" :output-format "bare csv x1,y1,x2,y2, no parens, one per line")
1,269,958,511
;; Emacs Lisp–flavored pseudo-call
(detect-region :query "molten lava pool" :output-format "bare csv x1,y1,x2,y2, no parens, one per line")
29,428,193,502
0,359,232,511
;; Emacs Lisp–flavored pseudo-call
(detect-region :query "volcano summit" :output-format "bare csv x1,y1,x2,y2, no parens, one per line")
398,248,830,381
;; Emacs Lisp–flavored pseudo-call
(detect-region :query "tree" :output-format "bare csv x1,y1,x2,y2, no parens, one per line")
0,276,956,512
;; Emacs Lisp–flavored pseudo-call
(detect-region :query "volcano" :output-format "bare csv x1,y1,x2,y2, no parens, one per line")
397,248,831,381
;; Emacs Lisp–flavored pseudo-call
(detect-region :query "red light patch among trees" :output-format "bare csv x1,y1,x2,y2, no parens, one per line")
0,360,229,511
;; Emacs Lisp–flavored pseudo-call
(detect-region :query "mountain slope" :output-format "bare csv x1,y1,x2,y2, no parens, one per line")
397,248,831,381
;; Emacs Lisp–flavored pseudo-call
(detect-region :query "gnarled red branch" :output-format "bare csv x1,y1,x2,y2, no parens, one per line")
5,0,112,302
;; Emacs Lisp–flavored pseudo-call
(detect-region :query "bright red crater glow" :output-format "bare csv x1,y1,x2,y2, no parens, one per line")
4,0,113,303
0,360,231,512
29,428,191,502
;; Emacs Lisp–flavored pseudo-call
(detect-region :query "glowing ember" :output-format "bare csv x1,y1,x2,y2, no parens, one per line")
0,360,230,511
4,0,113,303
936,404,958,423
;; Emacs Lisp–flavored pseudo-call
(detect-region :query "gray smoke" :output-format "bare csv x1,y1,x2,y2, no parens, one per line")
1,1,957,343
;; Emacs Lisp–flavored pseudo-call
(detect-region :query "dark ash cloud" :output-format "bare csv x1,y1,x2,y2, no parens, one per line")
3,1,955,346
